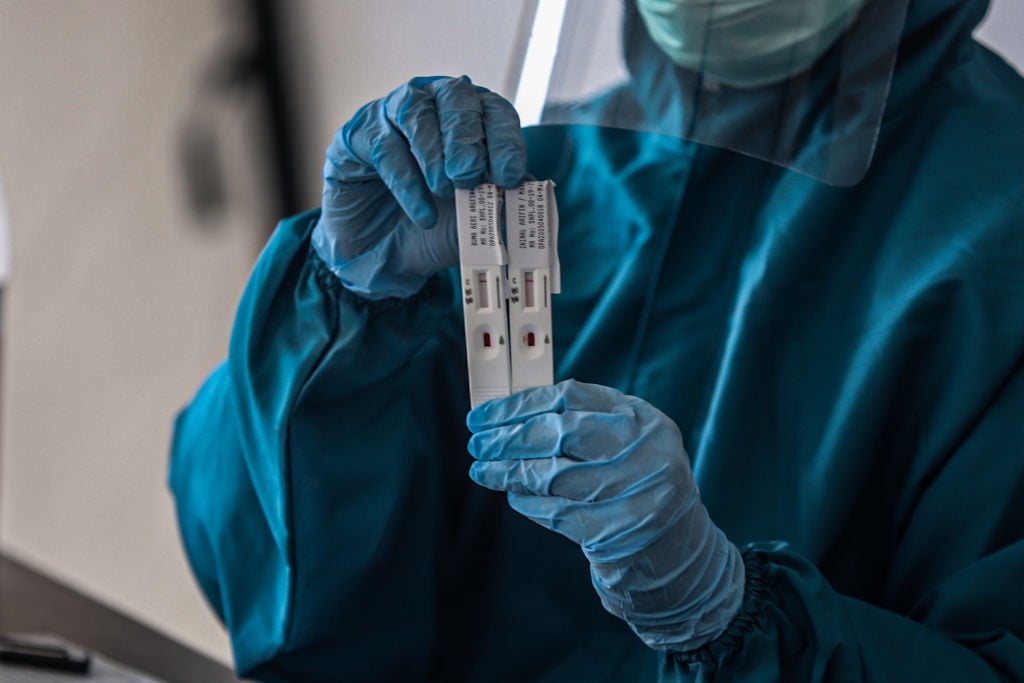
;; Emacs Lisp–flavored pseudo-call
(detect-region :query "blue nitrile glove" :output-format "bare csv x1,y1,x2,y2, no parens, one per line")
312,75,527,300
467,380,746,652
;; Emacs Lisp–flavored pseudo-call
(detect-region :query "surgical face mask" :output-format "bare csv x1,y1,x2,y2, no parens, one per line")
635,0,867,89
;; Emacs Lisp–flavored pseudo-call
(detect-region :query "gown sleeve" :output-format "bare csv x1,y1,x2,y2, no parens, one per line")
169,209,469,681
664,359,1024,681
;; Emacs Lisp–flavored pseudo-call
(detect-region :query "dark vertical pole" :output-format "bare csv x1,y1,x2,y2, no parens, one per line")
246,0,302,220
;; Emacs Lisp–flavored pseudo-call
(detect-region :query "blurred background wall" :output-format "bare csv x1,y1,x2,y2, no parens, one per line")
0,0,1020,669
0,0,274,664
0,0,530,667
976,0,1024,70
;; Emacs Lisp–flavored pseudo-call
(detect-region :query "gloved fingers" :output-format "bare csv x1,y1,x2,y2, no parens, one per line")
467,379,630,431
470,453,634,501
468,412,561,462
387,203,461,277
508,492,696,560
469,457,565,495
478,90,527,188
504,493,598,547
424,75,488,189
470,431,686,505
328,101,439,229
468,409,634,463
322,102,381,183
386,80,455,200
505,492,584,543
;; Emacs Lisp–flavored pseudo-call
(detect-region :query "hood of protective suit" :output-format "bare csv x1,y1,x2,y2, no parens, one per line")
888,0,991,110
901,0,990,44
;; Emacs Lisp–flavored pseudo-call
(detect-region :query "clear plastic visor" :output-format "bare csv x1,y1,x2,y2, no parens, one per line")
511,0,910,186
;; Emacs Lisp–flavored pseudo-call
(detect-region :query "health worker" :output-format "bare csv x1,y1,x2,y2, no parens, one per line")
170,0,1024,680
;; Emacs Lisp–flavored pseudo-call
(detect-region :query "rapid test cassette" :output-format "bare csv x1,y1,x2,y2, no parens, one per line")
456,184,512,407
455,180,559,407
505,181,560,394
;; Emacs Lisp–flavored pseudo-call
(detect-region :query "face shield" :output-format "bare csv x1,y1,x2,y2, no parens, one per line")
511,0,910,186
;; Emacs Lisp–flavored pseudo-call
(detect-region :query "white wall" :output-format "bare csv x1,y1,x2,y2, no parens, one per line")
0,1,272,665
0,0,530,670
976,0,1024,72
0,181,8,285
286,0,532,208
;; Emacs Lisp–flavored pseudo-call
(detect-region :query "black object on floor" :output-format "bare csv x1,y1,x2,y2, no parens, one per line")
0,554,239,683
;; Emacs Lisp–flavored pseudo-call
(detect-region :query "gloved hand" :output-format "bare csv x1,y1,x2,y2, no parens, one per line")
312,75,527,300
467,380,745,652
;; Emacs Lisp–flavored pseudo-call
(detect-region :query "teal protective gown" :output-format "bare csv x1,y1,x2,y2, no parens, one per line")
170,0,1024,680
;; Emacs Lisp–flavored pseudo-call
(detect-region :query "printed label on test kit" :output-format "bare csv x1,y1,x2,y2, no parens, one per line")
455,184,506,266
506,180,560,291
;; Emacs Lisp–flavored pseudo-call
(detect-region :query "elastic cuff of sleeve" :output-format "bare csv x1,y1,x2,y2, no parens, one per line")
671,548,773,666
309,243,449,314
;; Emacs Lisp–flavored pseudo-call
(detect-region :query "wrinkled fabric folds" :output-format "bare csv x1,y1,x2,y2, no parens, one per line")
170,0,1024,680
